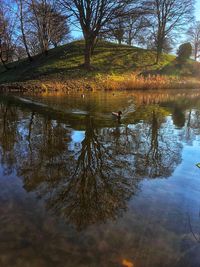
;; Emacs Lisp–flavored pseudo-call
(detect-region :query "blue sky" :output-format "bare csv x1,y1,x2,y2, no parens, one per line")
196,0,200,19
72,1,200,39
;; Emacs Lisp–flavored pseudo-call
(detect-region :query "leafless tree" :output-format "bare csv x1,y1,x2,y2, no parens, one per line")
143,0,194,63
49,12,70,48
187,21,200,61
0,3,15,69
28,0,69,55
29,0,54,55
124,14,149,46
16,0,33,61
60,0,128,69
104,17,125,45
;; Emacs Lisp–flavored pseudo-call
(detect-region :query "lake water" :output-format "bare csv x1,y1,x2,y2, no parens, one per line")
0,90,200,267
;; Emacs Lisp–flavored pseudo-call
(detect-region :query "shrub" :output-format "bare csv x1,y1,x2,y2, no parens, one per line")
177,42,192,64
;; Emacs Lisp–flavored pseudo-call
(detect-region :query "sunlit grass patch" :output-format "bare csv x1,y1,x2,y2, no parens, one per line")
94,73,200,91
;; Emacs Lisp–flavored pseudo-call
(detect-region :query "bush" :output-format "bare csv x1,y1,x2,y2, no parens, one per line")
177,42,192,64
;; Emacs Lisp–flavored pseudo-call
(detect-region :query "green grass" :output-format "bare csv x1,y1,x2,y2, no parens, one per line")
0,40,200,89
0,40,179,84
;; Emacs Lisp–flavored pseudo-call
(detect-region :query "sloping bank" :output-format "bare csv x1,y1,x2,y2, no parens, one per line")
1,74,200,93
0,41,200,93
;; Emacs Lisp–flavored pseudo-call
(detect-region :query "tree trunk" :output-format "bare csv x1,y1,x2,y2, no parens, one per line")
118,39,122,45
156,51,160,64
127,31,132,46
19,0,33,62
22,30,33,62
156,32,164,63
1,58,10,70
84,38,93,69
156,45,162,64
127,39,131,46
194,44,198,61
91,37,98,55
44,49,48,56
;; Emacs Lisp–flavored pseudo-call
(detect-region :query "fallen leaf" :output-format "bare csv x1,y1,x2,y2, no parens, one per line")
122,259,134,267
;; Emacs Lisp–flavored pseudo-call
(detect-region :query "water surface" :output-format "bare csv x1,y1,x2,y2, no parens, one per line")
0,90,200,267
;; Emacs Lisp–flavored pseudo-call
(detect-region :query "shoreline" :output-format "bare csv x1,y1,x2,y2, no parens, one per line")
0,75,200,93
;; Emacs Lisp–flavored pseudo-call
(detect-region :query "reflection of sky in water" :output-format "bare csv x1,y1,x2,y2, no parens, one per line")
69,130,85,151
1,92,200,266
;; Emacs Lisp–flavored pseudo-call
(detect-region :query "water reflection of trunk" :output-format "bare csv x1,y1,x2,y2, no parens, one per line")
73,116,104,179
145,111,160,177
149,111,159,160
1,105,15,151
111,125,122,150
186,110,192,142
41,118,66,159
182,110,200,144
43,118,53,147
0,105,18,174
27,112,35,155
2,106,8,149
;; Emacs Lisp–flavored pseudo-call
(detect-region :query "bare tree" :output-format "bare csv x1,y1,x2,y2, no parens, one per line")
124,14,149,46
187,21,200,61
60,0,127,69
0,3,14,70
104,17,125,44
49,12,70,48
143,0,194,63
16,0,33,61
29,0,53,55
28,0,69,55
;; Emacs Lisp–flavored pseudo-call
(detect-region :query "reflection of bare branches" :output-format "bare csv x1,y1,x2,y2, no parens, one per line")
133,108,182,179
179,110,200,145
73,116,105,179
46,116,137,230
173,212,200,265
146,111,160,164
188,212,200,243
0,104,19,175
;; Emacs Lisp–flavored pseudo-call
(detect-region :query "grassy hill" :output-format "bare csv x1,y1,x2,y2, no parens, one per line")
0,40,200,90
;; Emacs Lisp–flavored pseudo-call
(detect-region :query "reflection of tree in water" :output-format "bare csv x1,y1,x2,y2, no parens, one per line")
106,105,183,179
132,105,183,178
172,106,186,128
45,116,137,229
181,110,200,145
35,104,183,228
0,101,190,229
0,103,19,175
20,116,71,192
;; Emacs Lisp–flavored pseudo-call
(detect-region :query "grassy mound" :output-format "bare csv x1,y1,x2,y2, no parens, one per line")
1,40,200,91
0,40,176,84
